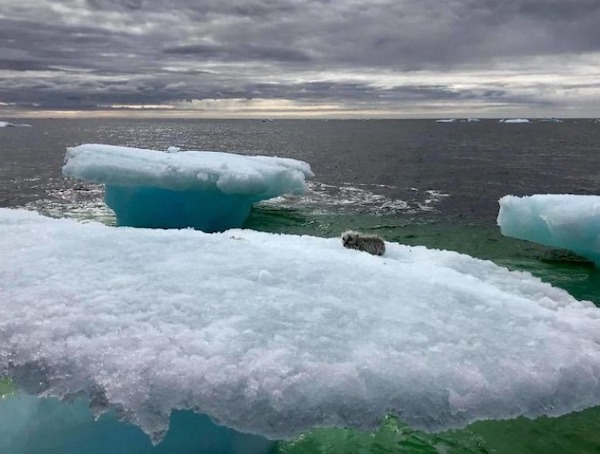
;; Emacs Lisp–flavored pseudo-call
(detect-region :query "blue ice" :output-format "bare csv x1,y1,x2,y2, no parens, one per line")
62,144,313,232
498,194,600,265
0,394,273,454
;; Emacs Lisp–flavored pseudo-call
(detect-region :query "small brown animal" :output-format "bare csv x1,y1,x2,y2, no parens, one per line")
341,230,385,256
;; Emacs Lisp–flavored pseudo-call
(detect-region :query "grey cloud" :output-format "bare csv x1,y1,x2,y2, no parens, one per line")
86,0,146,11
1,0,599,114
164,43,311,63
0,60,51,71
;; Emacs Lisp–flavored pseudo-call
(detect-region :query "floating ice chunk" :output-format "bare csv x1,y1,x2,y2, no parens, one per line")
435,119,456,123
498,194,600,265
500,118,530,123
0,120,31,128
3,208,600,443
62,144,313,232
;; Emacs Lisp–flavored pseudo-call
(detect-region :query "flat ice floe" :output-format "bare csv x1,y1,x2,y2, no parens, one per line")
500,118,530,123
62,144,313,232
0,120,32,127
2,208,600,442
498,194,600,265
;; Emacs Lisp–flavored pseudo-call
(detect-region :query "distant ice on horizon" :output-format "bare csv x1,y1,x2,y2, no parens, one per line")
435,118,480,123
498,194,600,265
0,120,32,128
62,144,313,232
500,118,530,123
2,208,600,443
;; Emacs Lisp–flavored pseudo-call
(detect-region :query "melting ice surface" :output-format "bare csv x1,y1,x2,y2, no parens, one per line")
62,144,313,232
3,209,600,445
498,194,600,265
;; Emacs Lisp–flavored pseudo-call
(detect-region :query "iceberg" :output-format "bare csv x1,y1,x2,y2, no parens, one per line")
500,119,530,123
62,144,313,232
435,119,456,123
498,194,600,265
3,208,600,444
0,120,32,128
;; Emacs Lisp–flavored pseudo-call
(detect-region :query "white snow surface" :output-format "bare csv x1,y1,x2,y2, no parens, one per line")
3,208,600,442
62,144,313,195
498,194,600,265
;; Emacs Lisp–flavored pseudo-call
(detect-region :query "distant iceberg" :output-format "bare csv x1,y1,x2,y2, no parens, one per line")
500,119,530,123
541,118,563,123
435,119,456,123
0,120,32,128
62,144,313,232
3,208,600,443
498,194,600,265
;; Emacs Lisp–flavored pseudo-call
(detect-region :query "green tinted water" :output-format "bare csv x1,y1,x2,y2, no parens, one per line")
246,206,600,454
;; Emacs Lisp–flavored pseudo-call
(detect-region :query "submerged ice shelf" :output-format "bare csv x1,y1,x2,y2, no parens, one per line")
3,208,600,443
62,144,313,232
498,194,600,265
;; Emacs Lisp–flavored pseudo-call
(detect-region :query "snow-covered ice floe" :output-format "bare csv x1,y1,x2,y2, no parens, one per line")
62,144,313,232
498,194,600,265
3,208,600,443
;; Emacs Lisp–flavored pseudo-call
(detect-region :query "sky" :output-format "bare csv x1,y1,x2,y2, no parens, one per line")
1,0,600,119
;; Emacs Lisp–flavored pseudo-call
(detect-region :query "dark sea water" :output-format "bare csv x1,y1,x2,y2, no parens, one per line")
2,118,600,453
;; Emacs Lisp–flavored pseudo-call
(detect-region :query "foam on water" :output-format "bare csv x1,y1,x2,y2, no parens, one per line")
260,182,448,215
2,208,600,444
26,180,448,226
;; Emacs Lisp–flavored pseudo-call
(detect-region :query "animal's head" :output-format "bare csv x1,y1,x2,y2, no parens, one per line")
342,230,360,247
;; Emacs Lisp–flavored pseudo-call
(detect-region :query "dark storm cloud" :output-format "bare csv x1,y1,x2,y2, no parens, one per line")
1,0,599,113
164,43,311,63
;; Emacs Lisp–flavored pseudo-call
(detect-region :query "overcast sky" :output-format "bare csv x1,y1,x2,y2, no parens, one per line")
1,0,600,118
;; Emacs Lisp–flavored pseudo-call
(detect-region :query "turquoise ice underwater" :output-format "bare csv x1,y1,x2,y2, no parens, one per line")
3,139,600,453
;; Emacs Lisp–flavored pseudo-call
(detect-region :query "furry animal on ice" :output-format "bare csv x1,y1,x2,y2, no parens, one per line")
341,231,386,256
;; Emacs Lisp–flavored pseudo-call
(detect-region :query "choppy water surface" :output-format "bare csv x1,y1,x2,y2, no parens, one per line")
2,118,600,453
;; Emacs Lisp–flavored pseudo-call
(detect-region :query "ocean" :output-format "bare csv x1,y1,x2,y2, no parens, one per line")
2,118,600,453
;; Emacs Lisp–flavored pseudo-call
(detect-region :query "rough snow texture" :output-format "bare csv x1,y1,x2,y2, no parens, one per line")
2,209,600,442
498,194,600,265
62,144,313,232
